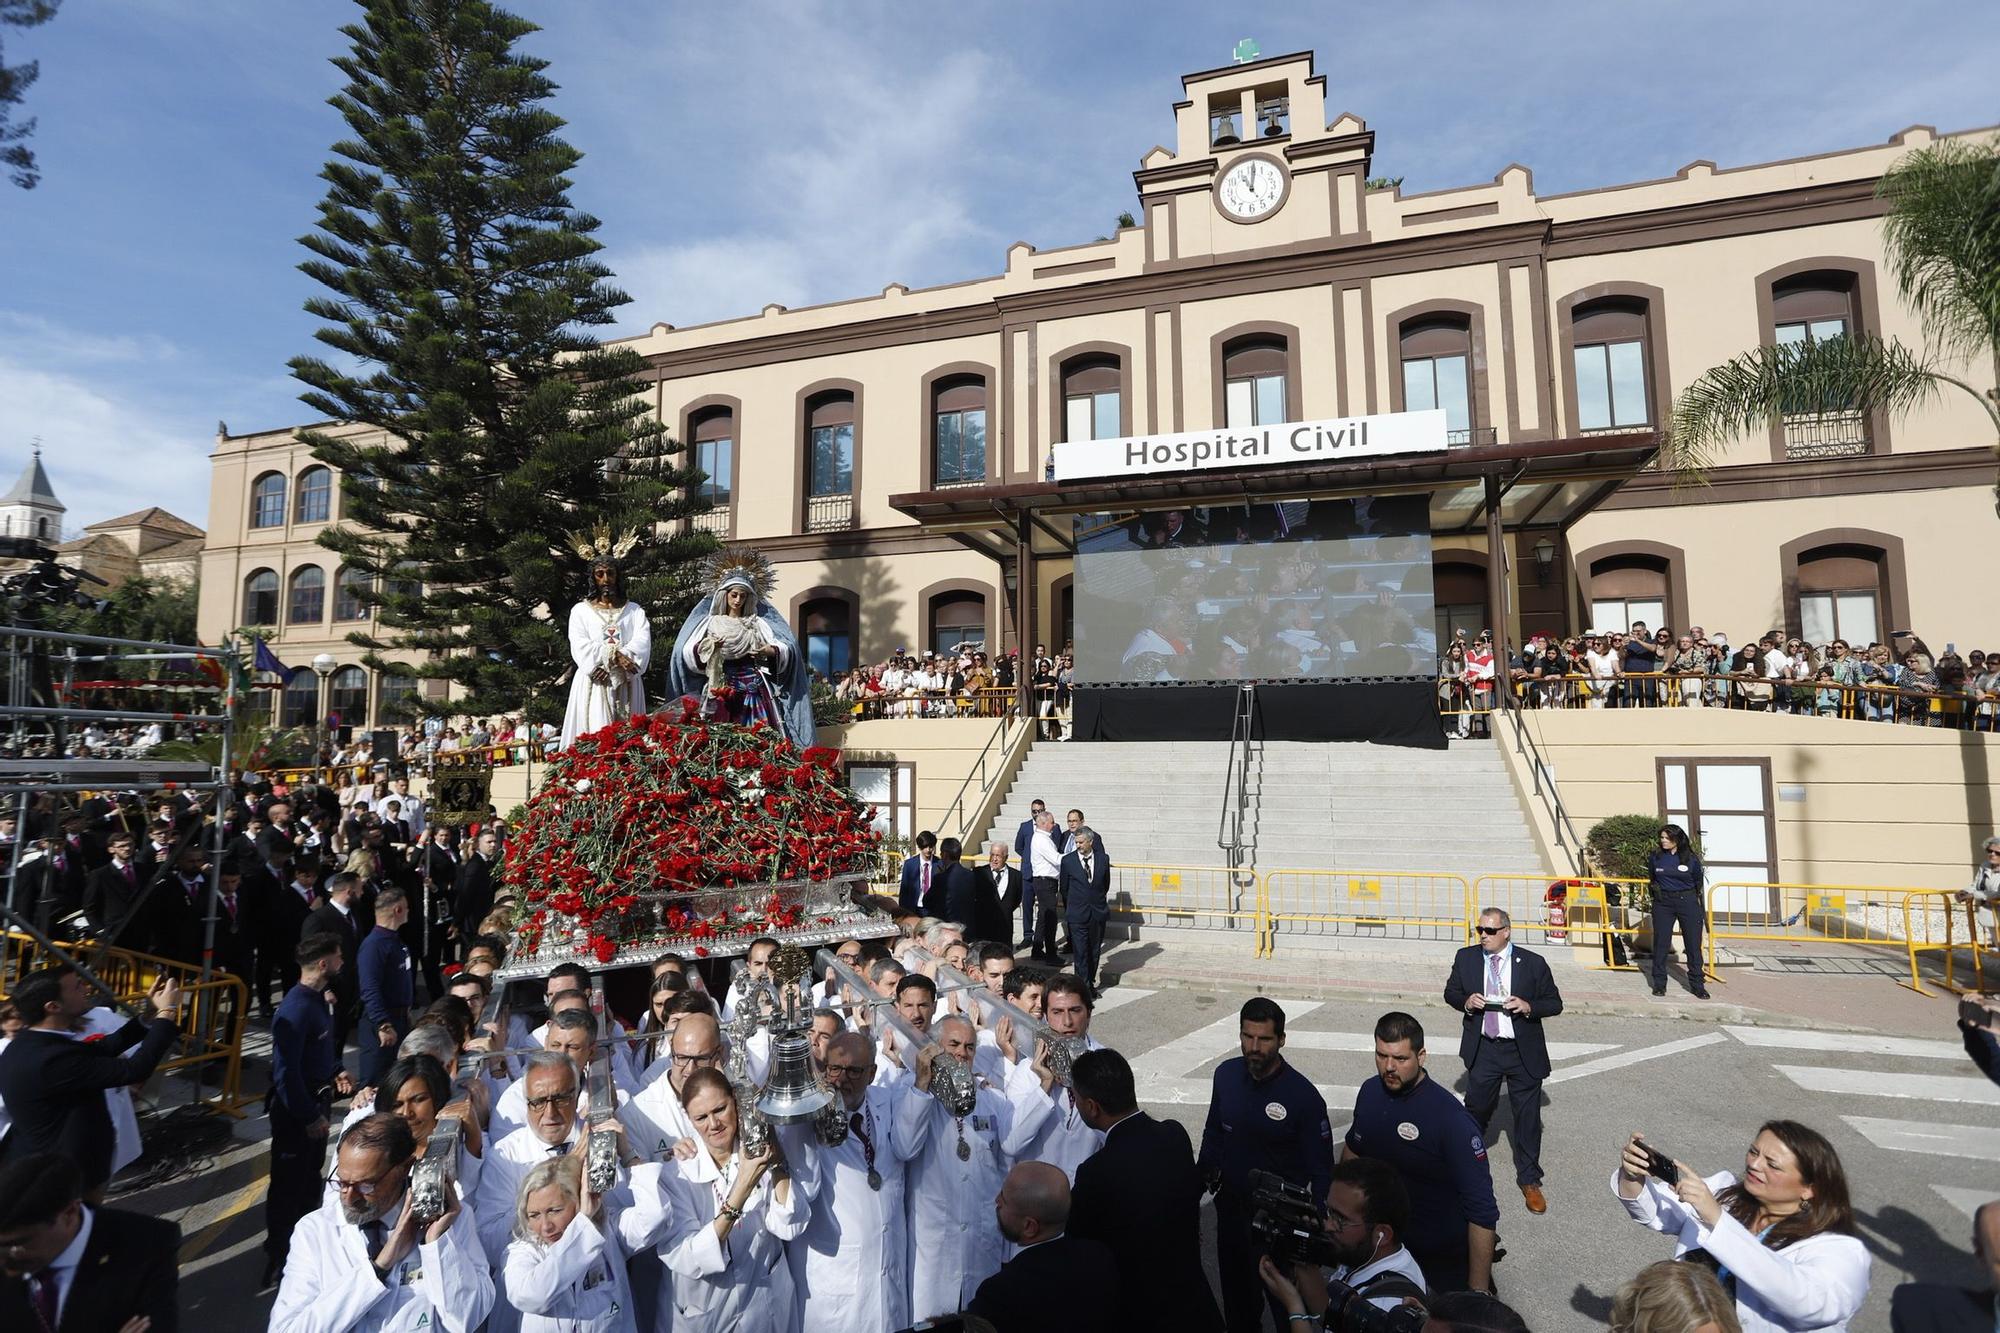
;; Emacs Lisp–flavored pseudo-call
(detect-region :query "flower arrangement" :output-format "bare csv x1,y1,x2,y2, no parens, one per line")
504,703,880,964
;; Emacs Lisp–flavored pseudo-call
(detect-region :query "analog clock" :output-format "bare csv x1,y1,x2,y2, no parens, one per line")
1215,155,1287,221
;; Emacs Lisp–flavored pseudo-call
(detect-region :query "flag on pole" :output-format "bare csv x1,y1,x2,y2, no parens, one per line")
252,638,303,684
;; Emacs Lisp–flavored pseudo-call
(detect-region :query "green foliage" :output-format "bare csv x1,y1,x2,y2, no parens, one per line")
41,576,198,656
1365,175,1403,192
291,0,714,725
1115,211,1136,230
153,721,315,774
1879,137,2000,368
1584,813,1699,880
810,676,849,728
0,0,61,190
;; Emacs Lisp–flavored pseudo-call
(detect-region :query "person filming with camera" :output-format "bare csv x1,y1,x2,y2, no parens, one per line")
1257,1156,1428,1326
1614,1121,1869,1331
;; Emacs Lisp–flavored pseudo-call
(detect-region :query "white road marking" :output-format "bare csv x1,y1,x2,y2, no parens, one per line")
1283,1031,1617,1062
1934,1185,2000,1220
1128,1000,1324,1081
1776,1065,2000,1105
1844,1115,2000,1160
1725,1025,1969,1061
1546,1032,1727,1084
1136,1077,1356,1108
1091,986,1156,1014
179,1232,265,1277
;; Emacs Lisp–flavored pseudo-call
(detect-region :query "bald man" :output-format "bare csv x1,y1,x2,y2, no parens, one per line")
626,1012,727,1158
966,1161,1120,1332
1891,1200,2000,1332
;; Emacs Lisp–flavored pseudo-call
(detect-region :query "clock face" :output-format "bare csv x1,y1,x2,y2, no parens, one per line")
1217,156,1286,221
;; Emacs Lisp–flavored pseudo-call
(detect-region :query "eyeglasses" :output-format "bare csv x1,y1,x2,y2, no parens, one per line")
1476,925,1507,936
524,1090,578,1112
1324,1209,1366,1231
824,1062,869,1080
670,1049,721,1068
327,1159,409,1195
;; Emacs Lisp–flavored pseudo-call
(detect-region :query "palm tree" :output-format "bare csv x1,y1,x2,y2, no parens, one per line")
1666,137,2000,510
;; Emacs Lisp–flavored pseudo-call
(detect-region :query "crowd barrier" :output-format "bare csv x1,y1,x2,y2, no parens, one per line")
1472,874,1656,972
1,930,251,1114
1692,881,1989,997
1439,672,1997,730
1107,862,1262,939
1261,869,1473,954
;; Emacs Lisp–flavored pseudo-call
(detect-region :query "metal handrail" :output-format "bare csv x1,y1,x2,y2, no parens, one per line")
939,703,1022,845
1217,683,1255,854
1504,706,1586,877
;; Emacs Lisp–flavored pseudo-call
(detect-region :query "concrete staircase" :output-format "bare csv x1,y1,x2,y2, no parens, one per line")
982,737,1547,880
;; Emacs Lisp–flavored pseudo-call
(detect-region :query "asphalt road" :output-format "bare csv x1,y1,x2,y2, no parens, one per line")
124,979,1998,1331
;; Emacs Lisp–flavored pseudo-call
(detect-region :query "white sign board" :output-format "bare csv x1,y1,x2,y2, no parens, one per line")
1052,408,1449,483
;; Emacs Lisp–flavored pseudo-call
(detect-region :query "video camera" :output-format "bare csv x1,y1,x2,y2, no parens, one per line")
1248,1169,1430,1333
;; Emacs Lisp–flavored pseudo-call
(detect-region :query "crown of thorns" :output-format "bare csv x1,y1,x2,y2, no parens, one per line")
564,522,641,564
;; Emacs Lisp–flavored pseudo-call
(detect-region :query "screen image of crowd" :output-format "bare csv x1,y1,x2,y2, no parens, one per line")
1072,494,1437,685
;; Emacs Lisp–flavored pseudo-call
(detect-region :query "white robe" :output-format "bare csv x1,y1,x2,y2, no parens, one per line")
790,1086,919,1333
501,1164,673,1333
654,1141,809,1333
561,600,652,750
680,613,788,680
1009,1034,1106,1183
895,1075,1040,1320
270,1190,495,1333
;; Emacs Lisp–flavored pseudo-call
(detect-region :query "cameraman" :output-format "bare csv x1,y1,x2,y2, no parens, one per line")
1259,1157,1428,1323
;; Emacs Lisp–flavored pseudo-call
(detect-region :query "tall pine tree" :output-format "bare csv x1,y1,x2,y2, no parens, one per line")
292,0,711,723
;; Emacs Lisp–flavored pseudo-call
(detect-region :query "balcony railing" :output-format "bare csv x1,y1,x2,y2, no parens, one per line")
1446,426,1498,447
805,493,856,533
690,509,730,535
1782,410,1870,460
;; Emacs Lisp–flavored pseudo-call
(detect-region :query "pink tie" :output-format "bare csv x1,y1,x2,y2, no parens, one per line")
922,859,931,894
1483,954,1503,1038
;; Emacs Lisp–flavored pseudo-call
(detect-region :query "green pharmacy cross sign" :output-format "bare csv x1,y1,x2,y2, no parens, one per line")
1232,37,1261,64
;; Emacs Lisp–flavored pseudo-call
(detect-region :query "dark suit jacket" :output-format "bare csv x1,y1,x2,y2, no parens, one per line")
1443,943,1564,1080
424,843,461,890
207,883,259,981
1890,1280,1995,1333
1012,818,1037,861
151,872,213,967
1057,849,1112,924
305,901,363,1003
0,1206,181,1333
454,853,497,938
975,862,1024,920
1071,1112,1222,1332
924,859,971,920
262,876,316,955
897,854,938,914
27,852,88,931
1062,830,1110,863
0,1018,180,1187
967,1233,1119,1333
943,862,1009,942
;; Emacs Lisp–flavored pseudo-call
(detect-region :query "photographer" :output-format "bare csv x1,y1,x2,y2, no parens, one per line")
1257,1157,1428,1326
1613,1123,1868,1331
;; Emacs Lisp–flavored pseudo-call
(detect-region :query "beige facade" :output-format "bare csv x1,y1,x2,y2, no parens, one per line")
56,507,204,589
198,49,1999,726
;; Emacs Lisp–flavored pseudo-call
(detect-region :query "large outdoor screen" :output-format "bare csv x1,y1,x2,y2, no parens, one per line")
1071,494,1436,684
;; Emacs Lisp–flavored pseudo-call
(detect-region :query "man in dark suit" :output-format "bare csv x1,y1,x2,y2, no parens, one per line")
1070,1049,1223,1332
206,862,259,988
452,829,499,959
79,831,144,942
261,858,319,1002
1443,906,1565,1214
1057,827,1112,990
898,829,939,914
969,841,1021,944
968,1161,1119,1333
305,870,367,1056
151,843,214,967
1892,1199,2000,1332
22,831,86,938
0,1153,180,1333
0,967,181,1199
929,836,977,923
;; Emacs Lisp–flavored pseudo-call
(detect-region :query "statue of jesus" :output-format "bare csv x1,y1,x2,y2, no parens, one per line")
558,526,652,750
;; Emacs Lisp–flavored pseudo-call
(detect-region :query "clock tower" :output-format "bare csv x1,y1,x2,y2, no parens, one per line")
1132,50,1375,268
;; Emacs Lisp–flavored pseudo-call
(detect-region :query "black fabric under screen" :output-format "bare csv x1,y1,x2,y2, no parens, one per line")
1072,494,1436,684
1071,682,1445,748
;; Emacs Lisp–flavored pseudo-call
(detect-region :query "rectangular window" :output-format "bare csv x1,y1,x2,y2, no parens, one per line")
806,628,852,678
1403,355,1470,435
253,489,285,529
1589,598,1664,636
696,438,733,506
935,408,987,484
1064,392,1120,442
1225,374,1287,429
809,423,853,496
1658,757,1777,919
1574,342,1650,430
846,761,915,841
1799,590,1878,646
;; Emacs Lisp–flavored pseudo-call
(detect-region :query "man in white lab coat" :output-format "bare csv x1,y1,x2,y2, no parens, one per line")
1008,974,1106,1182
272,1111,494,1333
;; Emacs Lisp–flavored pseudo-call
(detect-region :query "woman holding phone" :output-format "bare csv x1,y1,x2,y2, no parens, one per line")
1613,1122,1868,1331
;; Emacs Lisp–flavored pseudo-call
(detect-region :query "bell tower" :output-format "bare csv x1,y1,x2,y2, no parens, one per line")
0,445,66,544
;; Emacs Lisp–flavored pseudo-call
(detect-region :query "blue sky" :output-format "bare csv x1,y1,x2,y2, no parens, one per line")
1,0,1994,531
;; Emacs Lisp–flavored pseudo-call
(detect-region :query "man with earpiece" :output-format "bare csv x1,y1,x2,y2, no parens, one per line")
1259,1156,1430,1323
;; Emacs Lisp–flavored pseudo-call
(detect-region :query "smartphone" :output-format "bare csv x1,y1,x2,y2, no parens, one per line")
1960,997,1997,1031
1634,1138,1680,1185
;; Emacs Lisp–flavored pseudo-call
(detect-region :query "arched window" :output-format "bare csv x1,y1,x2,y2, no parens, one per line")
1795,545,1885,645
806,392,855,498
242,569,279,626
1223,337,1288,428
378,672,419,720
328,666,368,727
384,563,422,606
279,671,318,728
287,566,326,625
1433,561,1489,643
250,472,286,529
1588,556,1668,635
1399,318,1473,441
691,405,734,515
1570,300,1652,431
932,375,988,486
929,592,986,657
1770,270,1869,458
333,566,371,621
1061,355,1122,442
799,596,853,678
294,466,333,524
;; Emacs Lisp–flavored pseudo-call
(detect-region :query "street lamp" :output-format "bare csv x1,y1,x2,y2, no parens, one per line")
311,653,337,787
1532,536,1558,587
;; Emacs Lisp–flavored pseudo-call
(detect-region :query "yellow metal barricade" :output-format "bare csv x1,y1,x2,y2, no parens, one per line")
2,930,251,1114
1107,863,1266,950
1261,869,1472,953
1471,874,1650,970
1701,881,1975,995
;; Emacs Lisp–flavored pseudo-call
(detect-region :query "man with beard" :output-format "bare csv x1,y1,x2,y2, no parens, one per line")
1198,997,1333,1333
1342,1011,1499,1296
1260,1157,1429,1320
792,1029,922,1333
271,1112,493,1332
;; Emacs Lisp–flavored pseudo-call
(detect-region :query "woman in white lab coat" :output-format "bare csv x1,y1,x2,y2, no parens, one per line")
654,1068,805,1333
502,1152,673,1333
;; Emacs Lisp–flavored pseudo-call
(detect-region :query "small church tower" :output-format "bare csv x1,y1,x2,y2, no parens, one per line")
0,445,66,544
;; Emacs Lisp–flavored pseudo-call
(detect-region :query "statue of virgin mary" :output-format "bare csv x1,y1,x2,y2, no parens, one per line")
668,547,816,746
